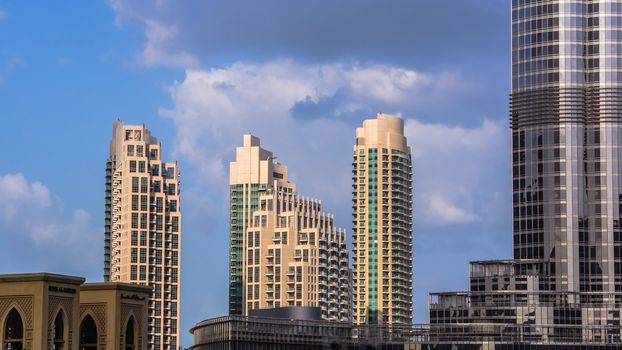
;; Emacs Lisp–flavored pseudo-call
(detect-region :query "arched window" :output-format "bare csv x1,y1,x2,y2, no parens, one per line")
3,308,23,350
53,310,66,350
124,316,136,350
79,315,98,350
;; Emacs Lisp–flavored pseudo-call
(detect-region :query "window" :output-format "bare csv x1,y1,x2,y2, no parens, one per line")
153,181,161,193
131,214,138,229
151,164,160,176
131,265,137,280
79,315,98,350
131,248,137,263
171,302,178,317
169,200,177,212
132,177,139,193
140,232,147,246
140,266,146,280
140,248,146,264
138,161,145,173
136,145,143,157
150,149,158,159
124,317,137,350
168,184,176,195
166,167,175,179
140,213,147,229
3,308,23,350
140,195,148,211
129,160,137,173
131,231,138,246
131,195,138,211
156,198,163,213
172,268,178,283
127,145,134,156
53,310,66,350
156,215,162,231
172,217,179,232
140,177,148,193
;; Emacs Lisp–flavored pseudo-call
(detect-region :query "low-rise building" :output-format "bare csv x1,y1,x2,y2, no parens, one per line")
0,272,149,350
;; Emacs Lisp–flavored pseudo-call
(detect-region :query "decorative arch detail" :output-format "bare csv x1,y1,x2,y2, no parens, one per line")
120,305,143,350
79,313,99,350
0,297,33,349
48,296,74,349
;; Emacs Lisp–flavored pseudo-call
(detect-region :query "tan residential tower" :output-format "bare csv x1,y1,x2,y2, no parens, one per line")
352,113,413,325
105,120,181,350
229,135,351,321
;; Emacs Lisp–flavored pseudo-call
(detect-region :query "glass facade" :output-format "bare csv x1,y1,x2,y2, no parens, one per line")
511,0,622,298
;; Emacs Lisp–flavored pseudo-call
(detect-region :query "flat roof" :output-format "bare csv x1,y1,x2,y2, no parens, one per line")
0,272,85,284
81,282,152,293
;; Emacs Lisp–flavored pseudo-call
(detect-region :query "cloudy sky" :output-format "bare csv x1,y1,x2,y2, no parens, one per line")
0,1,511,346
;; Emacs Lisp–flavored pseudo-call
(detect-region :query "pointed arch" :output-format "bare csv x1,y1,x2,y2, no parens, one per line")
79,313,98,350
3,307,24,350
123,314,138,350
52,306,68,350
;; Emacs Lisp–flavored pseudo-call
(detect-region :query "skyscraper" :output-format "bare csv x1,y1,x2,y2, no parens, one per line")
428,0,622,342
229,135,351,321
352,113,413,325
105,120,181,350
511,0,622,301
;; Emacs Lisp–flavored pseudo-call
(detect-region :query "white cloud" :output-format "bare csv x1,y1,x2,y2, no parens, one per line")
426,195,480,225
141,19,197,67
0,173,51,222
109,0,197,67
160,59,508,229
405,118,509,227
0,173,101,277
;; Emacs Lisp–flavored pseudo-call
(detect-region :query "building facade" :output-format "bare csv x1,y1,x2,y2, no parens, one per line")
510,0,622,302
0,272,150,350
190,313,622,350
352,114,413,325
429,0,622,343
229,135,351,321
105,120,181,350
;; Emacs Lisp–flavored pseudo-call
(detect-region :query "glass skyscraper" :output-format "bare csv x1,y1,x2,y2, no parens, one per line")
428,1,622,343
511,0,622,300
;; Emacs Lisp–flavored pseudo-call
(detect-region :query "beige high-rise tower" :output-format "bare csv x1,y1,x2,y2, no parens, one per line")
105,120,181,350
352,113,413,325
229,135,351,321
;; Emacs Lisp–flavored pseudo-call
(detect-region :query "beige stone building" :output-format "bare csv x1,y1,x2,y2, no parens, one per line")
229,135,351,321
0,272,149,350
105,121,181,350
352,113,413,325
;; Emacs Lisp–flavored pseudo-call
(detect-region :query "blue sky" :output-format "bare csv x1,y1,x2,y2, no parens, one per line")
0,1,511,347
